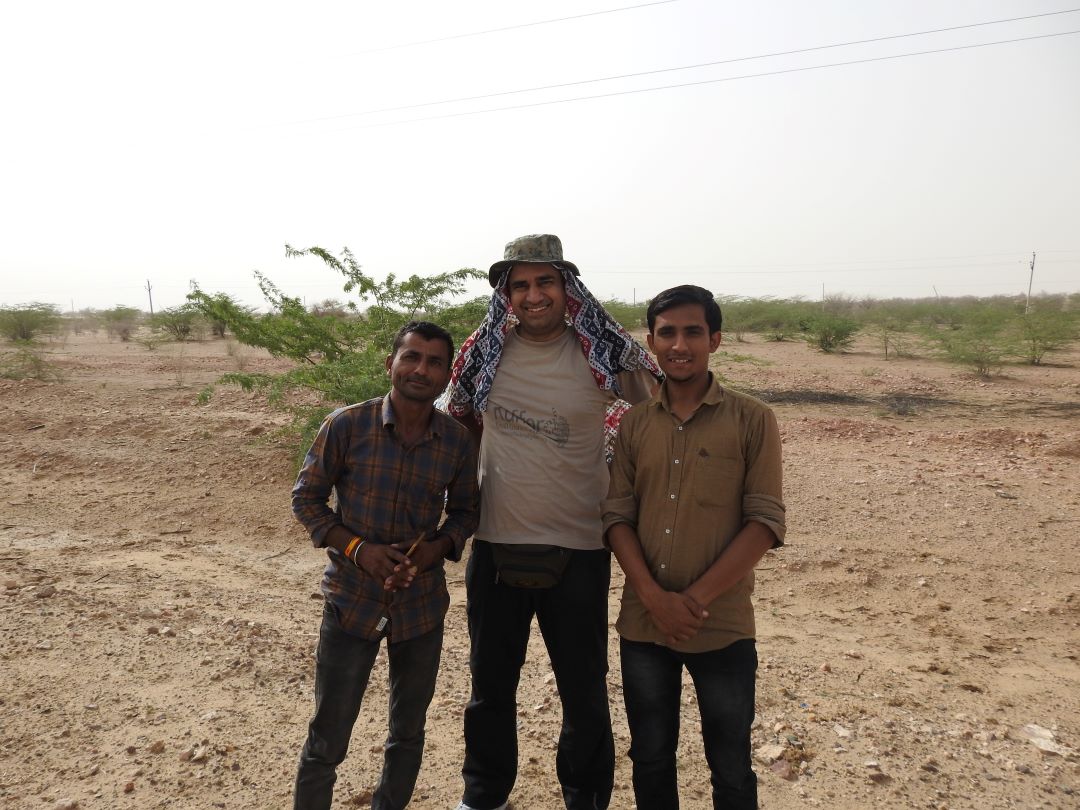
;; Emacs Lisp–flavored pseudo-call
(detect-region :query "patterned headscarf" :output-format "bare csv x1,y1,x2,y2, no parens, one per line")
444,266,662,460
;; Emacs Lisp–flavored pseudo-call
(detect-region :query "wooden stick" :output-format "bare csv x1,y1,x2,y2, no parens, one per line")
404,531,426,560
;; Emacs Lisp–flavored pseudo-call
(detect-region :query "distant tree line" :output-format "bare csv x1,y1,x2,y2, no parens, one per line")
3,281,1077,390
604,292,1080,375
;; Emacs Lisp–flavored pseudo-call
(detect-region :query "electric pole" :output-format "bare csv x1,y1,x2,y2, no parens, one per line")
1025,252,1036,314
145,279,154,315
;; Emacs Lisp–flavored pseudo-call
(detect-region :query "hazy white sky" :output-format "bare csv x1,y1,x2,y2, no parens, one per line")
2,0,1077,313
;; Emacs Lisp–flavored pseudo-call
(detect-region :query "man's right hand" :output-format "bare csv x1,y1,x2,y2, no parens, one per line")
354,542,410,583
642,590,708,645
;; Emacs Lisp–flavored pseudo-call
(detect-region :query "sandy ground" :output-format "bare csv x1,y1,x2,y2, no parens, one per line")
1,330,1078,810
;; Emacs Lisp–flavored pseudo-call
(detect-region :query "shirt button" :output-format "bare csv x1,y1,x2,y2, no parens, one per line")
669,493,676,499
665,529,671,534
660,564,666,569
677,426,683,431
674,459,680,464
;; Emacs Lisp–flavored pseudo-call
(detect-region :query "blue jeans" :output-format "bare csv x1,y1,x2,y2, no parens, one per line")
294,603,444,810
620,637,758,810
461,540,615,810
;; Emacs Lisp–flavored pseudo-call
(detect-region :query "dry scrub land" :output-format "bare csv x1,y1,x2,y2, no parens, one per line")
2,332,1078,809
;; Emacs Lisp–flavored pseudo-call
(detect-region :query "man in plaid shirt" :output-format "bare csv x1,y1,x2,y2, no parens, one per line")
292,321,480,810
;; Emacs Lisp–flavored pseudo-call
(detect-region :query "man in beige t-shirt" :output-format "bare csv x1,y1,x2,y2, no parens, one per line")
445,234,659,810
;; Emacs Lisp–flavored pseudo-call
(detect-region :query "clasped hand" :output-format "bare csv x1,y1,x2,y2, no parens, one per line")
644,590,709,646
353,539,442,591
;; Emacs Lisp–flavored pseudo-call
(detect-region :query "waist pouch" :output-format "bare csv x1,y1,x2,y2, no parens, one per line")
490,543,571,589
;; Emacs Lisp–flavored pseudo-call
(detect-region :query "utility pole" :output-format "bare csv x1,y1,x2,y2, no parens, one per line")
1025,252,1036,314
145,279,154,315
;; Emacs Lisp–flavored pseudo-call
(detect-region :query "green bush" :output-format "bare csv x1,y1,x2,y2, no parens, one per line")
599,299,648,331
925,306,1018,376
0,303,61,343
0,345,64,381
804,314,859,353
151,304,202,342
1017,307,1078,364
101,306,142,341
720,297,813,342
195,293,253,338
860,306,912,359
189,245,486,462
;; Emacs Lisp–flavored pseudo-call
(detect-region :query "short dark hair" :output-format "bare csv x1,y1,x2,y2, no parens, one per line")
646,285,722,333
391,321,455,365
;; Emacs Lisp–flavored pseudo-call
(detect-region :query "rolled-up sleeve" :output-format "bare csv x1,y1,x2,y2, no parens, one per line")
602,420,639,540
291,413,346,547
742,407,786,546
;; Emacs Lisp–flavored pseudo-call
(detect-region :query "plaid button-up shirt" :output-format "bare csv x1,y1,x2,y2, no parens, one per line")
292,394,479,642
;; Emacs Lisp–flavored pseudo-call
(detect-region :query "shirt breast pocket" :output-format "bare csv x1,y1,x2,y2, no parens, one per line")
406,470,449,517
692,450,744,508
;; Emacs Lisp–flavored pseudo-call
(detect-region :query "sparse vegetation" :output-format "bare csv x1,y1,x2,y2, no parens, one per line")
600,299,648,330
151,304,203,342
194,293,254,339
1017,306,1078,365
715,350,771,366
0,302,61,343
804,314,860,353
188,244,486,458
0,345,64,381
101,306,142,341
594,292,1080,369
727,298,813,342
224,339,248,370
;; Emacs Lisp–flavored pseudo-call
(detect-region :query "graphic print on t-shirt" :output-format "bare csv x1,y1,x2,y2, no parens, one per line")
490,402,570,446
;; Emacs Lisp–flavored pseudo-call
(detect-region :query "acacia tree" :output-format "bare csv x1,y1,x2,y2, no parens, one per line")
100,306,141,341
151,304,202,341
188,245,486,454
925,306,1017,377
1016,307,1078,364
0,303,61,343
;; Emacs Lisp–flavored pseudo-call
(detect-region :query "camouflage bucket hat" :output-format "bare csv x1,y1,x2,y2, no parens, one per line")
488,233,580,287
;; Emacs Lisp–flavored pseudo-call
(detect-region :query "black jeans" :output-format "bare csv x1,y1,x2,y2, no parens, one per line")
620,637,758,810
294,603,444,810
461,540,615,810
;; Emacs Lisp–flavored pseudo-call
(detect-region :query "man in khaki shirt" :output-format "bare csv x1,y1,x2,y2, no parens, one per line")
603,284,785,810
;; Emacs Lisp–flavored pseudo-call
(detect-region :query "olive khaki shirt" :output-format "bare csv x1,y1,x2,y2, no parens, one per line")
602,375,785,652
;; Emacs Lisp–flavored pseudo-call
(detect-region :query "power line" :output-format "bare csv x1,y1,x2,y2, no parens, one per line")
332,29,1080,130
294,7,1080,125
586,261,1055,276
590,254,1080,269
353,0,680,54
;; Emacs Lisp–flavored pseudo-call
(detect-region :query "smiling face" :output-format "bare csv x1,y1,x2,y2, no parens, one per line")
385,331,452,404
507,262,568,342
646,302,722,387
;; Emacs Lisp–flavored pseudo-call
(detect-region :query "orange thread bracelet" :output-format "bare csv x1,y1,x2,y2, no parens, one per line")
343,536,362,561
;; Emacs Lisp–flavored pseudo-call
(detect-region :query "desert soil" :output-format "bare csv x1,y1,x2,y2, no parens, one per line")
1,331,1078,810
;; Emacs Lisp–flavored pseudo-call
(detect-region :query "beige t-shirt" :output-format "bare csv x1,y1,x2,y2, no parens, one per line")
476,326,653,551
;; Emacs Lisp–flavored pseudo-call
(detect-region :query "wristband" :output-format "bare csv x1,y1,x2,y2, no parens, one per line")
351,540,367,567
343,536,362,562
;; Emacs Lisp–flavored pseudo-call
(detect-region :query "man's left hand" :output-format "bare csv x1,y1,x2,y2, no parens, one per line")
383,536,450,591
